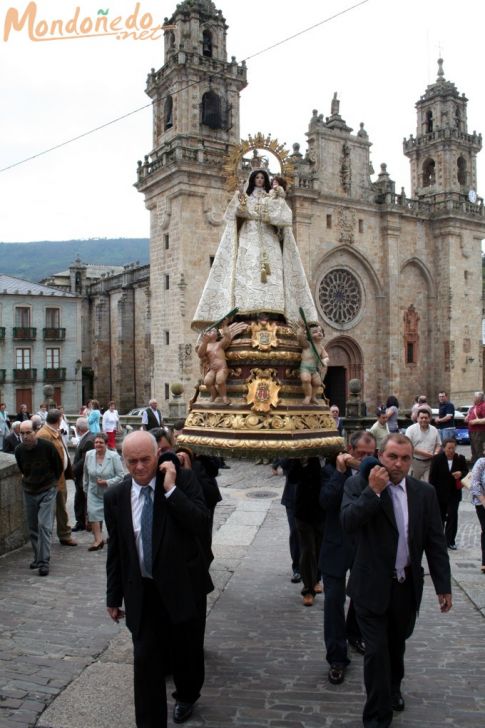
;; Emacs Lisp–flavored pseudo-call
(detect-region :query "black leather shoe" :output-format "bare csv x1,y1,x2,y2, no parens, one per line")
173,702,194,723
291,571,302,583
72,524,86,532
29,561,39,569
38,566,49,576
391,690,405,712
348,637,365,655
448,544,457,550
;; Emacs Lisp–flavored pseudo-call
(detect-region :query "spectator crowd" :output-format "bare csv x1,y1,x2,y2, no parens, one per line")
1,390,484,727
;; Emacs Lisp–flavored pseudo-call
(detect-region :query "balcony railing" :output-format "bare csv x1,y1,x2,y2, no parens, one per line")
13,327,37,340
0,369,5,383
44,367,66,382
13,368,37,382
0,327,5,341
43,327,66,341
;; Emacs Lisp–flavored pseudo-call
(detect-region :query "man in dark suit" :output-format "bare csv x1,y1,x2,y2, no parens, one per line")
3,421,21,453
105,430,213,728
429,437,468,549
71,417,95,531
341,433,451,727
319,431,375,685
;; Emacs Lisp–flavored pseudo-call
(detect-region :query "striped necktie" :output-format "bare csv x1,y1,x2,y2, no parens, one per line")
140,487,153,577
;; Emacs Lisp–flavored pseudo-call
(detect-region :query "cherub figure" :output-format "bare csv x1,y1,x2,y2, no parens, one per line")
269,175,287,200
196,320,247,404
295,323,330,405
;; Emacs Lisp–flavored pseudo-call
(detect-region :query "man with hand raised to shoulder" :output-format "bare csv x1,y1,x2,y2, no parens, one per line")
341,433,451,728
104,430,213,728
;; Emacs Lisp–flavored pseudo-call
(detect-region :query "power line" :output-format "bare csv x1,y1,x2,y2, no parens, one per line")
0,0,369,175
0,103,152,173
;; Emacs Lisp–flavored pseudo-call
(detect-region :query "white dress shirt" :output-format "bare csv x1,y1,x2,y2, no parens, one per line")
131,476,176,578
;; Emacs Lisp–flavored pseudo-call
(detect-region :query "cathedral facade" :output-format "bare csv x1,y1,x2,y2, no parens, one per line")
136,0,485,413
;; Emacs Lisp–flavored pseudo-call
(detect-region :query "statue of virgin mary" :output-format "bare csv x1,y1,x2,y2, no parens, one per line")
192,169,318,328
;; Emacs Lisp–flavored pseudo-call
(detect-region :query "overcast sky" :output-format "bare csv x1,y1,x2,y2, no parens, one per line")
1,0,484,243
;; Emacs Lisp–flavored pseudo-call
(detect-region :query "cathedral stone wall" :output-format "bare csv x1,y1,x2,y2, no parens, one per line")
135,2,485,412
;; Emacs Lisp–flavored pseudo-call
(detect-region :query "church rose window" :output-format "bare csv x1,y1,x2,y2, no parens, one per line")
318,269,361,326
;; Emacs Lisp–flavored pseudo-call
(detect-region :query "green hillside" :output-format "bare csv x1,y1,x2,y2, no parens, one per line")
0,238,149,282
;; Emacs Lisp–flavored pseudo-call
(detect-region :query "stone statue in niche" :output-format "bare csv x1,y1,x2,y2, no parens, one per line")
340,142,351,193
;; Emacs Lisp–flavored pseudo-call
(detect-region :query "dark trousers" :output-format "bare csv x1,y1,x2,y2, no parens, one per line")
132,579,206,728
476,505,485,566
295,518,323,595
354,577,416,728
440,490,461,546
322,573,362,666
285,506,300,573
470,430,485,465
73,477,87,527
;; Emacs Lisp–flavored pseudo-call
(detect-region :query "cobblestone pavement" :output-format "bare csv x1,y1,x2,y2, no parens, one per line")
0,460,484,727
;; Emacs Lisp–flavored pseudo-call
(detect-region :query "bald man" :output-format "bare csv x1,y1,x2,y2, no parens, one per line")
104,430,213,727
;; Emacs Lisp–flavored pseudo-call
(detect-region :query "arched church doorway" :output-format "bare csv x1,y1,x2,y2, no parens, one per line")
324,367,346,412
324,336,363,412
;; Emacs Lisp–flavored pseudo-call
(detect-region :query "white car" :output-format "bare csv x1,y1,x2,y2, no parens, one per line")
124,408,145,417
430,408,465,422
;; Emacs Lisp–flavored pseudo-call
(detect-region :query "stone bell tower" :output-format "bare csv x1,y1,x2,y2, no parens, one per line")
404,58,482,198
135,0,247,405
403,60,485,401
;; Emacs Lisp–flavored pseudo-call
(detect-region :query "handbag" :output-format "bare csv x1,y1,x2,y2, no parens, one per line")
455,479,463,490
461,472,472,489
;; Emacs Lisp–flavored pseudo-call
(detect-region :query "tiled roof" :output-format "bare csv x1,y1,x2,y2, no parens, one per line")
0,274,76,297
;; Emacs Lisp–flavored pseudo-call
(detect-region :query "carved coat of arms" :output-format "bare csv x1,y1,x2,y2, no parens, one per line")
246,368,280,412
250,320,278,351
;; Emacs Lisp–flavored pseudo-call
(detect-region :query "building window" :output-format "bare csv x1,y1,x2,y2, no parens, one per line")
425,110,433,133
46,348,60,369
403,304,419,365
164,233,169,250
164,95,173,130
165,330,170,345
165,274,170,290
457,156,467,186
165,383,170,400
202,29,212,57
45,307,60,328
209,256,215,267
201,91,222,129
318,269,362,327
358,219,364,233
16,348,31,369
15,306,30,327
422,158,436,187
326,215,332,229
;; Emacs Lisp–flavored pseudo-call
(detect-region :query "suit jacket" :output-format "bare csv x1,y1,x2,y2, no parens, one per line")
319,464,355,578
3,430,21,454
104,468,213,638
72,432,96,484
429,451,468,504
192,459,222,511
341,474,451,615
290,458,325,525
36,424,73,490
